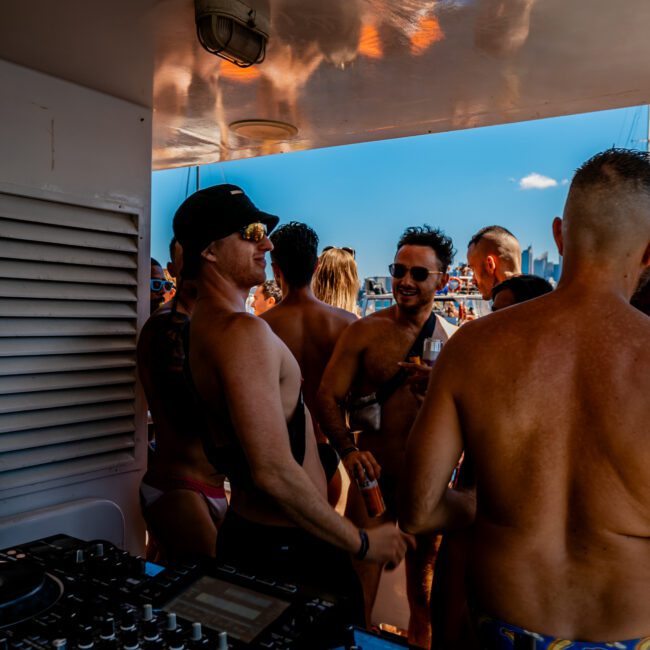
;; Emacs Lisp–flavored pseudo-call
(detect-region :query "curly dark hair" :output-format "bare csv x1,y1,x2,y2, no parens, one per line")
397,225,455,273
270,221,319,288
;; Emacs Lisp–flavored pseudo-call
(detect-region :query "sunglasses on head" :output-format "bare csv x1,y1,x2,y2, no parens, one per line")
239,222,268,242
389,263,443,282
150,279,174,292
323,246,356,259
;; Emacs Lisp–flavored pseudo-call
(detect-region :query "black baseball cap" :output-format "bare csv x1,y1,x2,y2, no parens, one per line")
173,184,279,278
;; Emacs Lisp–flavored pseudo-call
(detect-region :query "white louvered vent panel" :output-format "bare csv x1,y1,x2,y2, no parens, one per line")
0,192,140,492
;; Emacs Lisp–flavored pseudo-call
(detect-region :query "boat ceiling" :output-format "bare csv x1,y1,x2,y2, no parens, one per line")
2,0,650,171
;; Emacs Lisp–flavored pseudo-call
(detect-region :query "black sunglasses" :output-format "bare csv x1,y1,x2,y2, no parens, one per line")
150,279,174,292
389,263,443,282
239,222,268,242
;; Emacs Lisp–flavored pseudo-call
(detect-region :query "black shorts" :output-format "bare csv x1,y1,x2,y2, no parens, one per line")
216,508,364,624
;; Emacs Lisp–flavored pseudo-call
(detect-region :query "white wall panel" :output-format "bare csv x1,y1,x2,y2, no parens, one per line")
0,59,151,553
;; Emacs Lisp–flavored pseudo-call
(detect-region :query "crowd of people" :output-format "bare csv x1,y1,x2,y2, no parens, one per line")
138,149,650,649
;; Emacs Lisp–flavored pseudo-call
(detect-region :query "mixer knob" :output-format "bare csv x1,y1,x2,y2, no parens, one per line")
121,609,137,631
74,549,85,564
165,613,177,632
166,630,184,650
121,629,140,650
52,641,67,650
217,632,228,650
93,543,104,558
76,625,94,650
189,623,202,642
142,618,160,642
142,604,154,622
131,557,147,576
99,617,116,640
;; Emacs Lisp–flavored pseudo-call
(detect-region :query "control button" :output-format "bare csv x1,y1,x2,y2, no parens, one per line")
277,583,298,594
235,571,255,580
216,565,236,575
259,642,275,649
256,577,276,587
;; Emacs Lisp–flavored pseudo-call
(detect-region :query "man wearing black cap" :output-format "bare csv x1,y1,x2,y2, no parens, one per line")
173,185,408,616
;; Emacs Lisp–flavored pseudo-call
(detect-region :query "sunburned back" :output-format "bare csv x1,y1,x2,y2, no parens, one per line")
453,291,650,639
262,298,356,433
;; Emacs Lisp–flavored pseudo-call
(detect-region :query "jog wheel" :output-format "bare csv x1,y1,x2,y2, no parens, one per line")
0,560,63,628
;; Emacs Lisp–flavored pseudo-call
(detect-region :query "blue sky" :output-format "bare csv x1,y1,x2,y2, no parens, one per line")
151,105,648,281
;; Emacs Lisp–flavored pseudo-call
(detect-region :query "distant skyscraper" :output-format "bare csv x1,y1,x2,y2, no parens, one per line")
552,256,563,282
522,246,533,275
533,252,548,278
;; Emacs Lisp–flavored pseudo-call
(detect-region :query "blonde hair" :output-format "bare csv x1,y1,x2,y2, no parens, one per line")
312,248,360,314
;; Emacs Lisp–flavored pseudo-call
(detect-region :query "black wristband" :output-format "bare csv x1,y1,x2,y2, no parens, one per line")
340,445,359,460
355,529,369,560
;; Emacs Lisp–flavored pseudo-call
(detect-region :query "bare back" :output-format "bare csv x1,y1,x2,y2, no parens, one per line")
448,290,650,639
262,296,356,437
137,305,220,484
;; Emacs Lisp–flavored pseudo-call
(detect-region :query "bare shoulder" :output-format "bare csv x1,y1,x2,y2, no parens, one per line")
315,301,357,328
340,307,387,340
197,310,277,361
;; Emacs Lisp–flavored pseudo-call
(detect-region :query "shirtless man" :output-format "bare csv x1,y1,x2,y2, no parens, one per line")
149,257,172,314
251,279,282,315
138,239,227,561
319,225,456,647
262,222,357,502
173,185,408,620
401,148,650,648
466,225,521,300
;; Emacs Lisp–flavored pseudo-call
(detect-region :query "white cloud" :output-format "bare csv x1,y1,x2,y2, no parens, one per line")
561,178,569,185
519,173,558,190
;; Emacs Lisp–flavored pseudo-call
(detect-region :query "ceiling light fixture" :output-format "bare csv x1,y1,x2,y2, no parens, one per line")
195,0,269,68
229,119,298,141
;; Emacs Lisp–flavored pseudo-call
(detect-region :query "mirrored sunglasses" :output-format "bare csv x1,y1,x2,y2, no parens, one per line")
389,263,442,282
239,222,268,242
150,279,174,292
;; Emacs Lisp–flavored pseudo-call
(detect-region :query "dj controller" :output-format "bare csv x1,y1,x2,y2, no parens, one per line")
0,535,410,650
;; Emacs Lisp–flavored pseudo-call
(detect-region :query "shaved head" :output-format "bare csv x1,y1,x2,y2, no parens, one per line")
467,225,522,299
562,149,650,265
468,226,521,269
